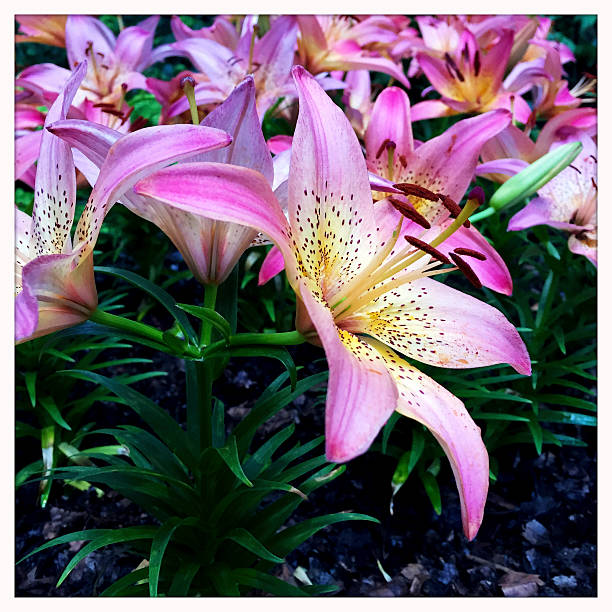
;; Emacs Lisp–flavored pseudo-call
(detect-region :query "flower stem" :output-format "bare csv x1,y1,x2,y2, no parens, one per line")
89,308,165,345
197,284,218,450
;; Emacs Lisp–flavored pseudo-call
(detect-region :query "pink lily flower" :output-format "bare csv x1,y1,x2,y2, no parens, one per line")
504,43,595,121
16,15,67,47
477,108,597,184
412,28,531,123
508,134,597,266
15,62,233,342
342,70,374,139
16,15,160,131
51,77,274,286
136,67,531,540
366,86,515,294
296,16,410,88
152,16,299,120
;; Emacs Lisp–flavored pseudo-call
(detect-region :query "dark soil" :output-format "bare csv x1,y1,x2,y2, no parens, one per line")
15,341,596,597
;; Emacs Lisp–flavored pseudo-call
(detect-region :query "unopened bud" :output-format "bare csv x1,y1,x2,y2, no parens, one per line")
490,141,583,211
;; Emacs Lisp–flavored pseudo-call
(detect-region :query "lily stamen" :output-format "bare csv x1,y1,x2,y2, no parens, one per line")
449,252,482,288
453,247,487,261
404,235,451,264
388,197,431,229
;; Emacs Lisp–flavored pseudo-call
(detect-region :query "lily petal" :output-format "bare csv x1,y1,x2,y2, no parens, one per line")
259,246,285,285
289,66,383,299
366,338,489,540
30,62,86,256
365,86,413,178
343,277,531,374
65,124,232,259
134,162,297,281
298,279,398,462
114,18,159,72
65,15,115,67
433,221,514,295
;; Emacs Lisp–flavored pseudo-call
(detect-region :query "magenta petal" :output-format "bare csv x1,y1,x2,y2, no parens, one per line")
73,124,232,254
435,222,514,295
411,99,456,121
365,86,413,178
134,162,296,280
15,131,42,181
15,283,39,342
199,77,274,184
508,197,585,232
475,158,529,179
259,246,285,285
65,15,116,66
367,339,489,540
346,277,531,375
31,62,86,255
114,18,159,72
268,134,293,155
298,279,398,462
405,109,512,202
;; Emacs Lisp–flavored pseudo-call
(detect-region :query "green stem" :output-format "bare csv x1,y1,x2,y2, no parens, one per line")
89,308,200,357
469,206,496,223
90,308,166,345
203,330,306,358
197,284,219,450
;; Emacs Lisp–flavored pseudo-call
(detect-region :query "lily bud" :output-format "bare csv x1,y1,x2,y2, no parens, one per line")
490,141,583,211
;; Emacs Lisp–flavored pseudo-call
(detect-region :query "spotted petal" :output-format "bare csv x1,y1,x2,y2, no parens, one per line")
298,279,398,462
342,277,531,374
365,338,489,540
289,66,387,300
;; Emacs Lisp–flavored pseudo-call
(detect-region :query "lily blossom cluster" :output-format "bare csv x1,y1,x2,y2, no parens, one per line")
15,14,597,540
135,67,531,539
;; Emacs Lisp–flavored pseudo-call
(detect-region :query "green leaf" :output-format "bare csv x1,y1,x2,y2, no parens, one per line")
392,427,424,490
38,396,71,431
94,266,197,344
244,424,295,479
381,412,401,455
231,568,312,596
59,371,198,470
267,512,379,558
24,371,36,407
55,527,159,586
168,561,200,596
178,304,231,342
527,419,544,455
224,528,284,563
215,435,253,487
100,568,150,597
472,412,531,422
234,372,328,457
419,471,442,515
149,517,192,597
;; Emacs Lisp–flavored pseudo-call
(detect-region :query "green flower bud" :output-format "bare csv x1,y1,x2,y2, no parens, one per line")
489,141,583,211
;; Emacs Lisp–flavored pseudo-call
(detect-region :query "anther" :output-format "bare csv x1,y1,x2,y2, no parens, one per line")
405,235,451,265
444,52,465,82
388,197,431,229
449,252,482,288
438,194,462,217
453,247,487,261
394,183,439,202
376,139,396,159
591,177,598,190
473,51,481,76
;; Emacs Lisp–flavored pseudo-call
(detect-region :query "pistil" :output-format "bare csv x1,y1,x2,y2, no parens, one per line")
181,75,199,125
